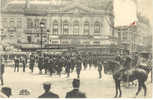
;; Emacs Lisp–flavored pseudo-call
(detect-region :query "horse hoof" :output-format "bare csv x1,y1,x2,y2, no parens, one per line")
114,96,117,98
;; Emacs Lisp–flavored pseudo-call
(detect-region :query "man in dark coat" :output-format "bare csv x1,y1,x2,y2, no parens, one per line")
38,55,44,74
29,55,35,72
20,56,26,72
38,82,59,98
14,57,20,72
76,59,82,79
65,79,86,98
0,57,5,85
97,61,102,79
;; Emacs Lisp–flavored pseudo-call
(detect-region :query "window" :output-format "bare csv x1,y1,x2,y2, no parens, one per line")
73,21,79,35
2,18,7,28
53,20,58,35
17,18,22,28
27,36,32,43
27,18,33,29
9,18,15,27
63,20,69,35
118,31,121,41
94,21,100,33
34,18,40,28
84,21,90,35
123,32,127,40
41,19,47,28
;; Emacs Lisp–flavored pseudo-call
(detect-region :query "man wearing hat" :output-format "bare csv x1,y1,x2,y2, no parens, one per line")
38,82,59,98
65,79,86,98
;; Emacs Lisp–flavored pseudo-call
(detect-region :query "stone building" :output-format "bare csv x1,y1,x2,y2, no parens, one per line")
1,0,117,55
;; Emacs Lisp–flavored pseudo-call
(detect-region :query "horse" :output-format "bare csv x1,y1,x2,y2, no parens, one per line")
103,60,150,98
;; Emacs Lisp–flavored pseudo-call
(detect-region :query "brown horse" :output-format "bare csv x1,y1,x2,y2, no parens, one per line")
103,60,149,98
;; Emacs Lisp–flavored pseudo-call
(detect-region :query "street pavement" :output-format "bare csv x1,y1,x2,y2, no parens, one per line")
0,65,152,98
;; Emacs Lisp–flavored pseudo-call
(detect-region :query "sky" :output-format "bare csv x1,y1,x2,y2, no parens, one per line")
114,0,153,27
7,0,153,27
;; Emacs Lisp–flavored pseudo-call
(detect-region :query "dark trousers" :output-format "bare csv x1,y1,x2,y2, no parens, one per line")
14,65,19,72
98,70,102,79
23,65,26,72
0,75,4,85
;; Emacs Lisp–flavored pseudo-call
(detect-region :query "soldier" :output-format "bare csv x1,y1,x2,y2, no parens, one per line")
38,82,59,98
76,58,82,79
0,57,5,85
29,54,35,73
14,56,20,72
20,56,26,72
65,79,86,98
97,60,103,79
48,56,54,76
38,54,44,74
66,58,71,78
44,55,49,74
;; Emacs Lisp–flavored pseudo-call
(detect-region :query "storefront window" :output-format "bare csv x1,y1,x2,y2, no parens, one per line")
53,20,58,35
94,21,100,33
84,21,89,35
73,21,79,35
63,20,69,35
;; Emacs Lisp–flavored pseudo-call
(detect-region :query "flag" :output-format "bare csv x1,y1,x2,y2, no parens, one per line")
130,21,136,26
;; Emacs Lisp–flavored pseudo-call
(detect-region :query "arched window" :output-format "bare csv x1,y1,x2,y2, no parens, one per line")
53,20,58,35
73,21,79,35
34,18,40,28
17,18,22,28
63,20,69,35
27,18,33,29
94,21,101,33
84,21,90,35
41,18,47,28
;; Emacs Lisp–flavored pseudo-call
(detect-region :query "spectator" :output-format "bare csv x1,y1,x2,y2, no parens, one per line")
38,82,59,98
1,87,12,98
65,79,86,98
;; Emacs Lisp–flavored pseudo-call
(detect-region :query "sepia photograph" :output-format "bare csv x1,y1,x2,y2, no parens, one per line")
0,0,152,98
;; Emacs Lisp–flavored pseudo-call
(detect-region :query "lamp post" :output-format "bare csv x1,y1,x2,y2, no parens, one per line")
40,22,45,50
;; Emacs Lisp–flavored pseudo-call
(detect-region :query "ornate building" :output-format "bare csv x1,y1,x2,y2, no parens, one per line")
1,0,117,55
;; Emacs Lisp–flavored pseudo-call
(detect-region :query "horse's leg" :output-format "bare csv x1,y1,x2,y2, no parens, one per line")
118,81,122,98
142,82,147,96
136,82,142,96
114,79,118,98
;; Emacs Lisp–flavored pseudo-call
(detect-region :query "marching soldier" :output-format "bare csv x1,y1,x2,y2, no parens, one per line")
76,58,82,79
97,60,103,79
38,54,44,74
66,58,71,78
14,56,20,72
20,56,26,72
0,57,5,85
29,54,35,73
44,55,49,74
65,79,86,98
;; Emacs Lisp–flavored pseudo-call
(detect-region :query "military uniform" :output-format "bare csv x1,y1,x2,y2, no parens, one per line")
97,61,102,79
38,55,44,74
76,60,82,79
0,63,4,85
14,57,20,72
29,55,35,72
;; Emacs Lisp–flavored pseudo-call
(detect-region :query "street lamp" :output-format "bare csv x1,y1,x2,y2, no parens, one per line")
40,22,45,50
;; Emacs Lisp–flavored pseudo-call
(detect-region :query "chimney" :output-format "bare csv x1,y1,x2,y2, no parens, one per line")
25,0,30,8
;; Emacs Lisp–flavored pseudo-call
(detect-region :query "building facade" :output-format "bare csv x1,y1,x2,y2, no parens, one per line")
1,0,118,55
